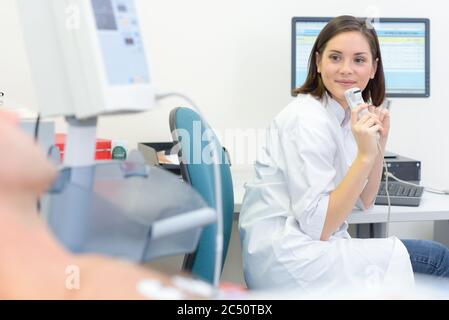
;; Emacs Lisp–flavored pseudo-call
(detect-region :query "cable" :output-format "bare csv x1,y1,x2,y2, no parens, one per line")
378,142,391,237
34,113,42,212
155,92,224,293
34,113,41,142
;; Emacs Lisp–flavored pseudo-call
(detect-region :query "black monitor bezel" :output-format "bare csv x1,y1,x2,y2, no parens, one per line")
291,17,430,98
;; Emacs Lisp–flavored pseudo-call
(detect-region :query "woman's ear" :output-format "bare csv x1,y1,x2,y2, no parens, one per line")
315,52,321,73
371,58,379,79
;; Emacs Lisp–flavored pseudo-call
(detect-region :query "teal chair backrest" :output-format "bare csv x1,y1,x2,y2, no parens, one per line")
169,107,234,284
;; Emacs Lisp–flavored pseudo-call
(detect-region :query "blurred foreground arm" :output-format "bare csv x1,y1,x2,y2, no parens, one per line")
0,112,204,299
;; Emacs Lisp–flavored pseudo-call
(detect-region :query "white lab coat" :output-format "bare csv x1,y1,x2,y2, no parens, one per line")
239,93,414,293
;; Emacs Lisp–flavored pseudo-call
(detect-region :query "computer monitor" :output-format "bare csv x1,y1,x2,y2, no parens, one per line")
292,17,430,98
17,0,155,118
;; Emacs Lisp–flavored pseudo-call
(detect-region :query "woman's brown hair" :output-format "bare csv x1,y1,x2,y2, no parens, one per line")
293,15,385,106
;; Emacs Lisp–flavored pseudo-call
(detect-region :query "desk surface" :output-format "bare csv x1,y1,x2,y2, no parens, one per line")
231,167,449,224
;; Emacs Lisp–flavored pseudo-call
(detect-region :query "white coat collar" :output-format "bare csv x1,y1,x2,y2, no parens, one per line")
323,93,351,127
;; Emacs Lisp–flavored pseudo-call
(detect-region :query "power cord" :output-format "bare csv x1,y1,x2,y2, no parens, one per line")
34,113,42,212
378,143,391,237
34,113,41,141
155,92,224,292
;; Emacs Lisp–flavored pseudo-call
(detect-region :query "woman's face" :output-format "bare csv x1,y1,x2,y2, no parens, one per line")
316,31,378,108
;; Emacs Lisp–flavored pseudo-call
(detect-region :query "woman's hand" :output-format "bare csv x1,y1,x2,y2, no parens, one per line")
350,103,383,161
368,105,390,147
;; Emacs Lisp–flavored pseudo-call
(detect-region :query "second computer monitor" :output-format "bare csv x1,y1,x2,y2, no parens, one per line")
292,17,430,97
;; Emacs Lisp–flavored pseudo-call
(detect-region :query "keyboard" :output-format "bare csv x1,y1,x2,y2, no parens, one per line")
375,181,424,207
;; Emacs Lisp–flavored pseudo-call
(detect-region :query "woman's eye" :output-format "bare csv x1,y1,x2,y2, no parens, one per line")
355,57,366,64
329,55,340,62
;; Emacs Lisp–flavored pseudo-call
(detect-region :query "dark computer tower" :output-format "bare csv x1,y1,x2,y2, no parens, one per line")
382,154,421,183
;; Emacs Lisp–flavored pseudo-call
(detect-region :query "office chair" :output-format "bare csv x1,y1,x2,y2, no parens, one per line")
169,107,234,284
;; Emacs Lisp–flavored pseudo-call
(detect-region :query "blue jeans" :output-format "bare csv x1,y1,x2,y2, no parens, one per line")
401,239,449,278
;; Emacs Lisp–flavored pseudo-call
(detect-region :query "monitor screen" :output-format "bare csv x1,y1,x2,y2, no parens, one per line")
92,0,150,85
292,17,430,97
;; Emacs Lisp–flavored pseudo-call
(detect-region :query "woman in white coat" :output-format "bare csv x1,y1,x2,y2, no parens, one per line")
239,15,449,293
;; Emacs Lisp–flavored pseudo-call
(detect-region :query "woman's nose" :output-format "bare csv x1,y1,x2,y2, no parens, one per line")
339,60,354,75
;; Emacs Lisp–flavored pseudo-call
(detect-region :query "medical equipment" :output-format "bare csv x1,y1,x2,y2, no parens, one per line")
17,0,218,265
345,87,380,140
344,88,367,114
345,87,392,236
17,0,155,118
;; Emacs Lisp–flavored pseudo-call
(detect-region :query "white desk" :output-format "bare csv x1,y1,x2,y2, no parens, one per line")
347,193,449,224
231,167,449,225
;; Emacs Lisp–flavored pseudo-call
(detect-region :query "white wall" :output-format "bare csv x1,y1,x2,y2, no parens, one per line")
1,0,449,248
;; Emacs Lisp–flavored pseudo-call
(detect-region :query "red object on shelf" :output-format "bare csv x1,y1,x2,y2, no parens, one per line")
55,133,112,161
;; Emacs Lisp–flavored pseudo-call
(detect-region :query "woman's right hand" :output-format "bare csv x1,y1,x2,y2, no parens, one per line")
350,104,382,161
